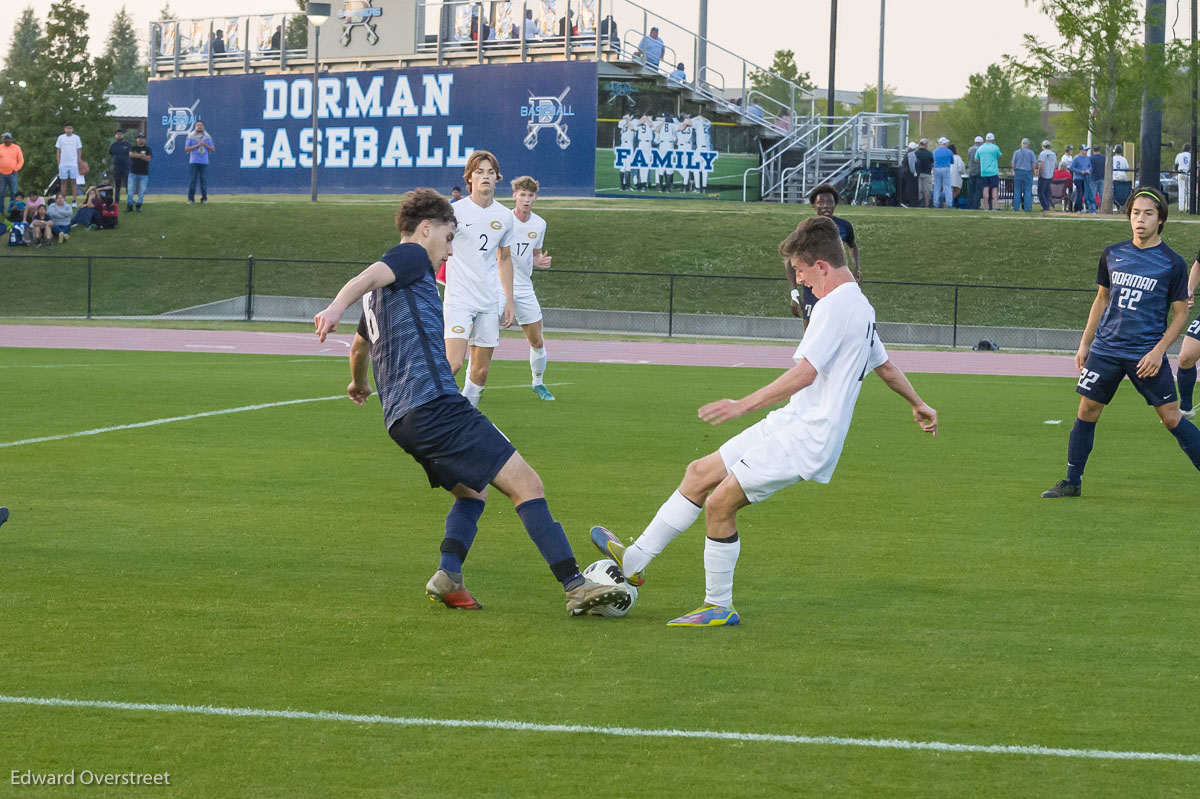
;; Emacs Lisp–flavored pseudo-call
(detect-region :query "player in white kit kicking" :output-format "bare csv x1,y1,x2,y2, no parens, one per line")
509,175,556,401
592,216,938,626
443,150,516,408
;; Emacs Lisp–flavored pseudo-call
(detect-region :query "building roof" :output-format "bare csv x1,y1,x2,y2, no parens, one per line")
107,94,148,119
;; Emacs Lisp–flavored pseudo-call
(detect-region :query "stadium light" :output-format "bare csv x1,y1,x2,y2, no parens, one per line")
307,2,332,203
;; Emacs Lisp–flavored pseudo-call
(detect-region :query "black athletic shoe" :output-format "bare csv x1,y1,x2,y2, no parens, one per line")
1041,479,1081,498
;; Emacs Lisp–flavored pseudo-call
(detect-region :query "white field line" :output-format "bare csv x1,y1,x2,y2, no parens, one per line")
0,694,1196,764
0,396,344,449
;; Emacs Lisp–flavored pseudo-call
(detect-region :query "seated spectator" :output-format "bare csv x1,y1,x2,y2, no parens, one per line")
746,98,766,122
668,62,686,83
47,193,72,243
1050,167,1073,210
27,204,53,247
599,14,618,46
556,10,576,36
72,186,104,228
523,9,539,39
7,191,25,222
211,29,226,55
22,189,45,223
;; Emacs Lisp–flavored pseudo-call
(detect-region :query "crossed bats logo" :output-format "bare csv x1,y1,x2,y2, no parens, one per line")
339,0,381,46
161,99,200,155
524,87,571,151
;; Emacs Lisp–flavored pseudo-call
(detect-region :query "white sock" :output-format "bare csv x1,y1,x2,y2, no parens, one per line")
623,490,702,575
462,378,483,407
530,346,547,386
703,535,740,608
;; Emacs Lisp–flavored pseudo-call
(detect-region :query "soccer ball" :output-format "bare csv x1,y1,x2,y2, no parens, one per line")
582,558,638,618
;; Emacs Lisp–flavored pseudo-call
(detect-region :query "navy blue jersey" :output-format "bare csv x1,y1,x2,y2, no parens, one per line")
801,215,858,316
360,243,460,427
1090,240,1188,360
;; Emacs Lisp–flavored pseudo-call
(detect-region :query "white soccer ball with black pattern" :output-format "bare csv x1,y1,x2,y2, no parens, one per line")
582,558,638,618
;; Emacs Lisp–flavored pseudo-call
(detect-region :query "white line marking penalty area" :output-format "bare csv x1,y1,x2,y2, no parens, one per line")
0,694,1196,764
0,396,345,449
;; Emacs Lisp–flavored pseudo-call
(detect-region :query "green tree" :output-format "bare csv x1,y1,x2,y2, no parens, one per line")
105,6,148,94
844,83,908,116
747,49,813,115
939,64,1046,159
286,0,309,51
1,7,41,86
0,0,115,189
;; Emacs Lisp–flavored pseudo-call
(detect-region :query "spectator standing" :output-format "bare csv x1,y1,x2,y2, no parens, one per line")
1011,137,1037,212
974,132,1002,211
1071,145,1093,213
185,121,214,204
1090,146,1106,212
108,129,131,207
0,132,23,213
949,144,966,206
1111,144,1132,209
211,29,226,55
914,138,934,207
931,137,953,208
55,123,84,207
966,135,983,210
1037,140,1057,211
269,25,282,50
47,193,72,243
636,26,665,69
127,132,152,212
901,141,918,207
523,9,539,39
1059,144,1074,171
1175,144,1191,212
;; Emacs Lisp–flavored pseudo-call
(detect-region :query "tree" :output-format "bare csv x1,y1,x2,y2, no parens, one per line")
747,49,813,115
1,7,41,86
286,0,309,51
104,6,147,94
939,64,1047,160
0,0,115,189
1007,0,1173,213
844,83,908,116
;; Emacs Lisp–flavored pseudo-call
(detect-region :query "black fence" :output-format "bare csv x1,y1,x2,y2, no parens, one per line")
0,255,1098,350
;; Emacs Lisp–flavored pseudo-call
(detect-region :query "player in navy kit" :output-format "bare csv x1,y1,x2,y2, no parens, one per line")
1171,253,1200,419
1043,188,1200,497
787,183,862,326
314,189,627,616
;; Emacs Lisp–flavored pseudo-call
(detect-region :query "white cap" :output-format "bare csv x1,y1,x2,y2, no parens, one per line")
937,136,949,144
974,135,983,143
1042,140,1051,147
907,141,917,150
985,132,995,141
919,137,928,145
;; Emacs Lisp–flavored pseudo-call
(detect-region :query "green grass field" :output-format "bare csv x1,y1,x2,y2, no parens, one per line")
6,196,1199,330
2,346,1198,796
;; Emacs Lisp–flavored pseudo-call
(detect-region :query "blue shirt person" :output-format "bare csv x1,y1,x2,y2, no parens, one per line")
184,121,214,203
636,26,665,68
1042,188,1200,497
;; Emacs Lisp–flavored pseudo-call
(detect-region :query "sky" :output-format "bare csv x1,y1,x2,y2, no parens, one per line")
3,0,1192,99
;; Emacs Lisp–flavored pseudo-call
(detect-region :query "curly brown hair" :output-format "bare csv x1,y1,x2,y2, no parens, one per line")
778,216,846,267
396,188,456,235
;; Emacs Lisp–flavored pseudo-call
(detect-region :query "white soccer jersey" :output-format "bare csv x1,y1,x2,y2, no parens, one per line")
509,210,546,296
444,197,515,312
777,281,888,483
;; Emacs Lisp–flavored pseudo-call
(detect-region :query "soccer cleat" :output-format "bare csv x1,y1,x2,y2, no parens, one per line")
1182,407,1196,421
0,507,8,529
565,579,628,616
590,525,645,586
532,384,556,401
1041,479,1082,498
425,569,483,610
666,604,740,627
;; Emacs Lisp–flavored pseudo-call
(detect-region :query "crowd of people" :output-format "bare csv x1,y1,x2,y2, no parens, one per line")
614,110,713,193
897,134,1191,214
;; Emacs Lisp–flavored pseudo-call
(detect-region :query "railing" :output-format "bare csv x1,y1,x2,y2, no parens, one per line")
150,15,307,76
0,255,1105,351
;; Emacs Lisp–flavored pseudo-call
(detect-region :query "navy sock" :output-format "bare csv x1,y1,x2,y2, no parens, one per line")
1168,418,1200,472
1178,365,1197,412
515,498,580,587
1066,418,1097,486
439,498,486,573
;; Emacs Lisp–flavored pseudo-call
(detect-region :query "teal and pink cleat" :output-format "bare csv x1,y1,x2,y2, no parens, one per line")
666,604,740,627
590,525,645,587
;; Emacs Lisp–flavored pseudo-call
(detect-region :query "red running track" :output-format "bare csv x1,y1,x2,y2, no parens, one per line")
0,325,1078,378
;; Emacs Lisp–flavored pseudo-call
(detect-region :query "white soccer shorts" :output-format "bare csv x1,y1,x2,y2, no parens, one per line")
718,416,806,504
58,163,80,180
443,302,500,348
513,292,543,326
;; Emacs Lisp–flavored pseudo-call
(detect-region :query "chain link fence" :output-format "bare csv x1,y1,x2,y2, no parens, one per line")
1,254,1111,351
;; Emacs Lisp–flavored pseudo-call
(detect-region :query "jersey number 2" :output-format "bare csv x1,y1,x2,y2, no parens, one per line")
362,295,380,343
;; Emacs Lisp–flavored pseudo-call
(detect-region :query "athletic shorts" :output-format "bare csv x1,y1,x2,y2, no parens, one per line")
443,302,500,348
980,175,1000,189
58,163,80,181
513,292,543,326
918,174,933,194
1186,315,1200,342
718,416,806,504
1076,351,1177,406
388,394,516,492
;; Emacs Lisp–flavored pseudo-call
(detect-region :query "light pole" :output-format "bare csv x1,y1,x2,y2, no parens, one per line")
306,2,331,202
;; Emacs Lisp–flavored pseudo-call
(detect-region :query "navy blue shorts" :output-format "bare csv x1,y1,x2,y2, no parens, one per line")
801,285,816,321
1185,314,1200,342
981,175,1000,189
388,394,516,492
1076,351,1177,406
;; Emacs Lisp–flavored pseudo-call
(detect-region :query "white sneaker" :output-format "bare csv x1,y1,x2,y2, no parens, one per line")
1182,407,1196,421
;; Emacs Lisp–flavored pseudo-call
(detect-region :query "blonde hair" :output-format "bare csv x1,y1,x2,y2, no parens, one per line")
511,175,540,193
464,149,502,191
